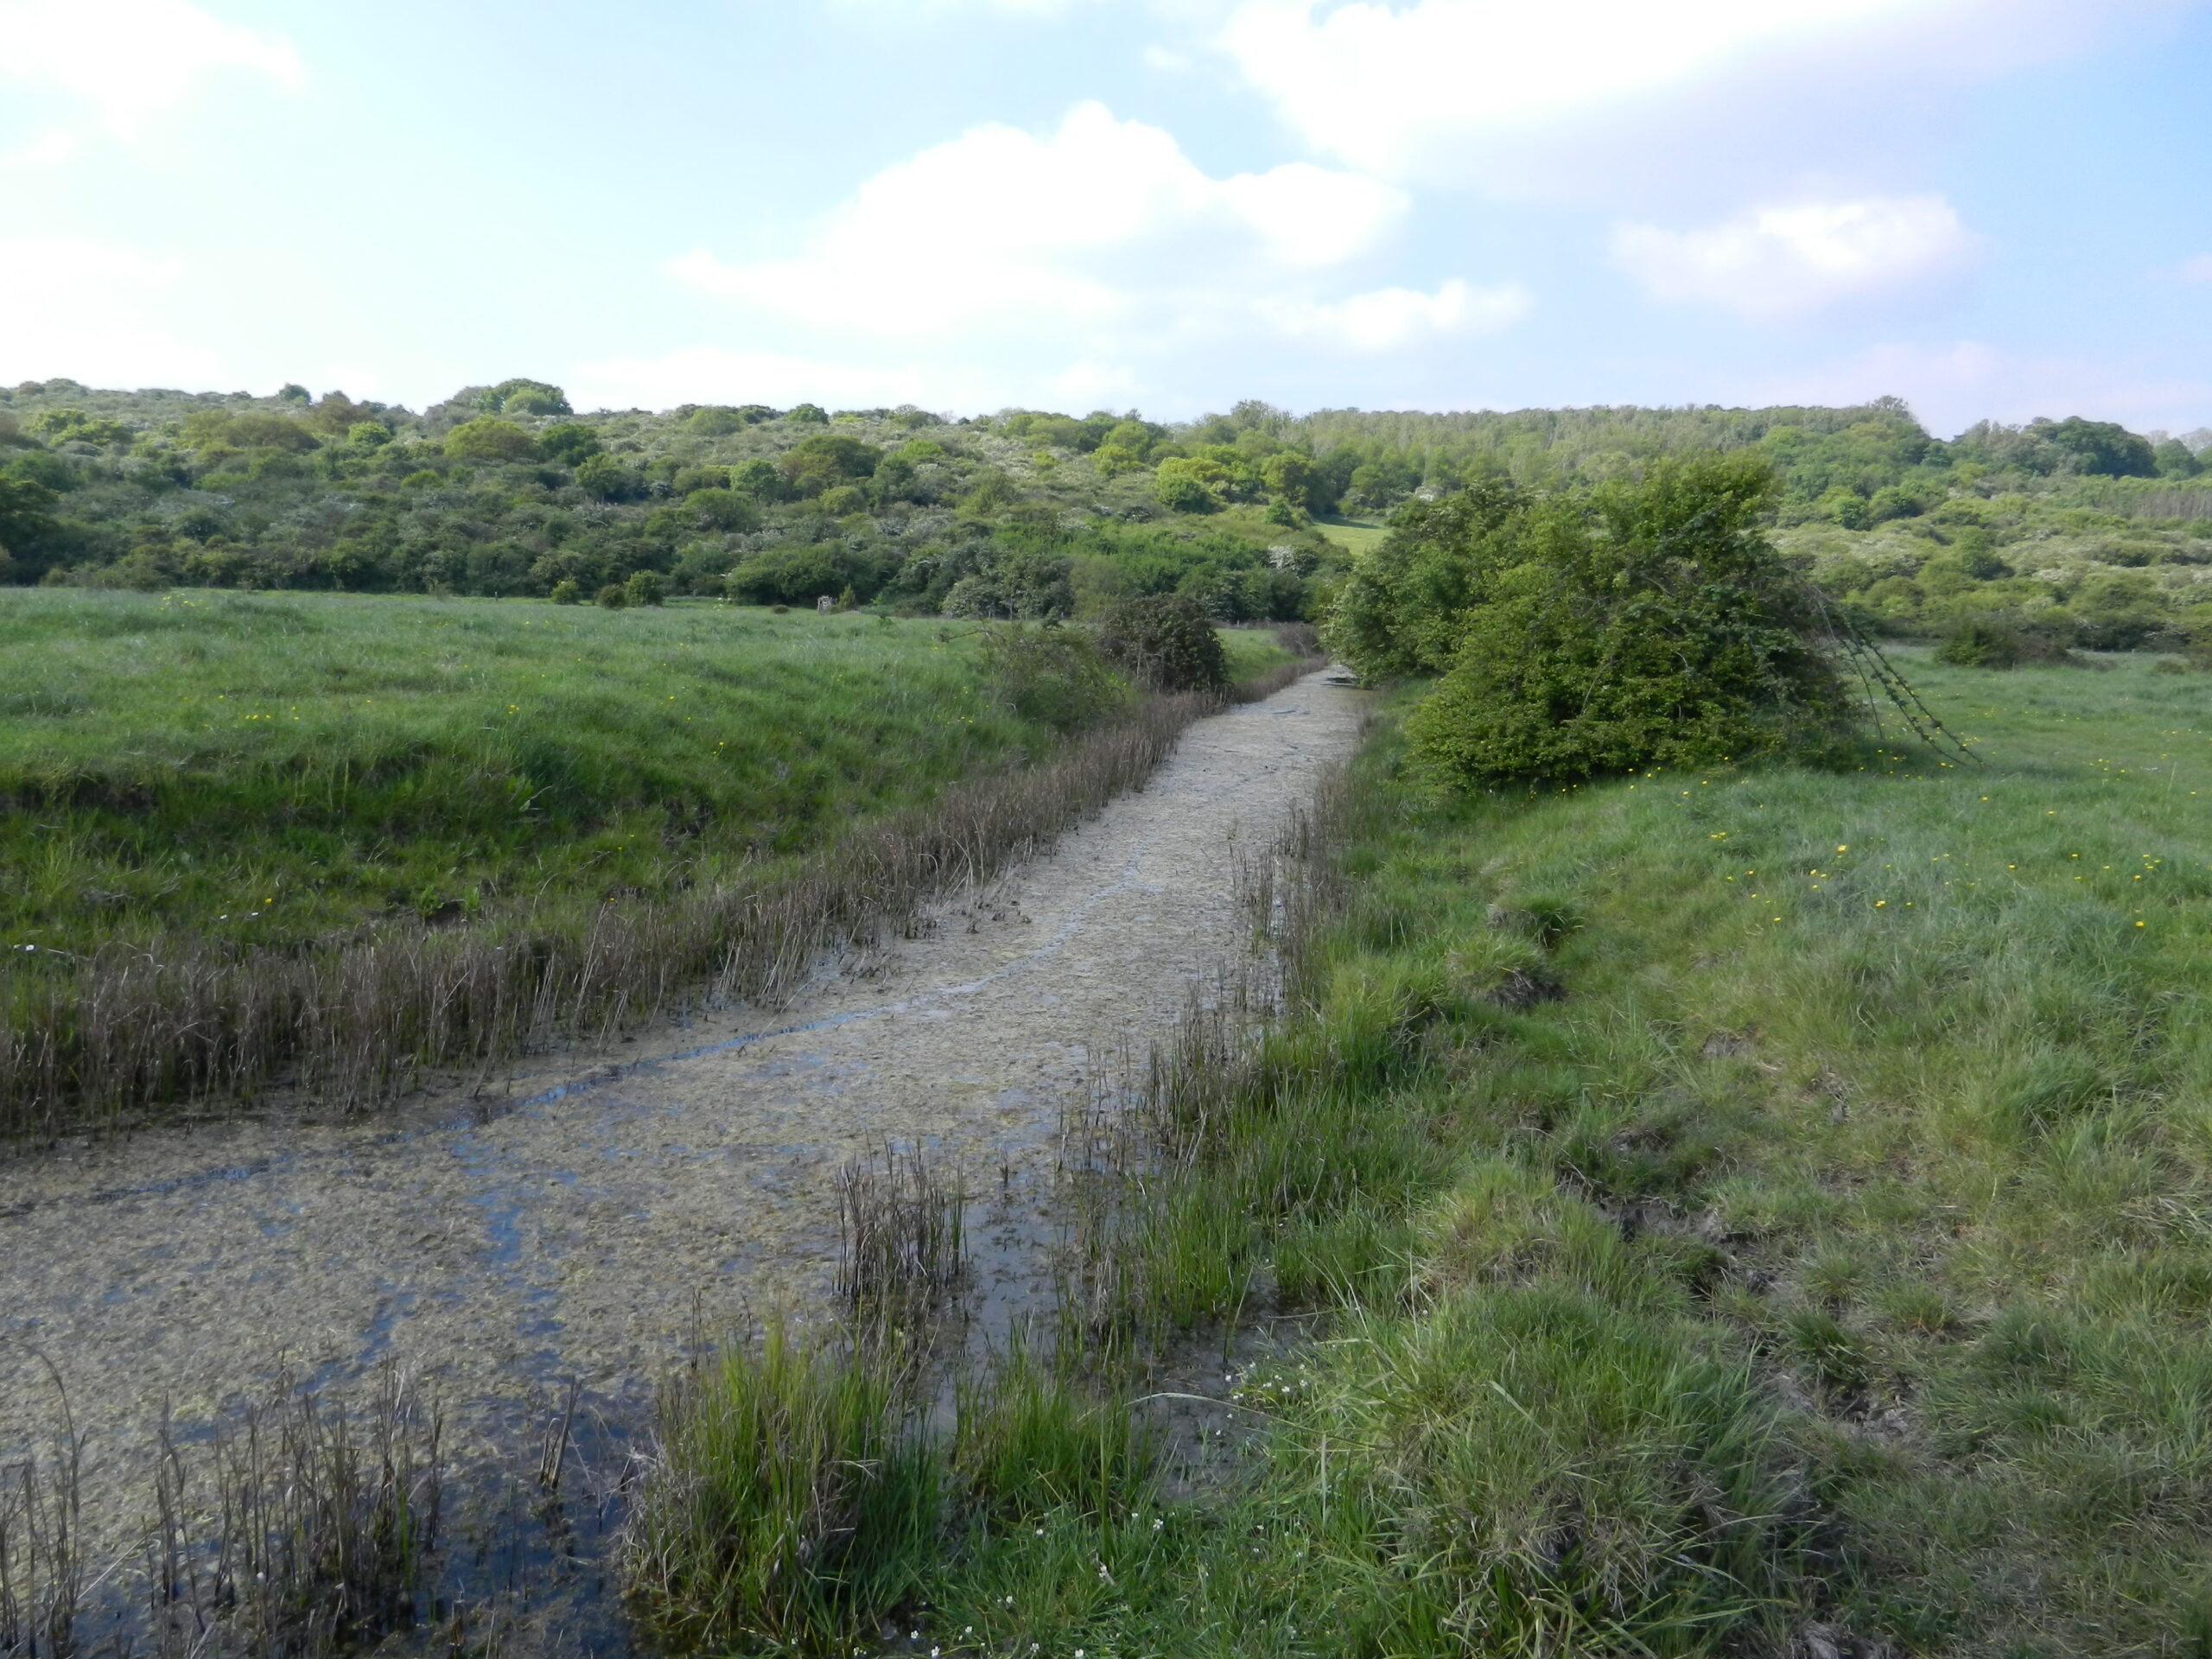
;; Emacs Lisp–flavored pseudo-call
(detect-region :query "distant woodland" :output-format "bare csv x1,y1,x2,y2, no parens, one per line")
4,376,2211,647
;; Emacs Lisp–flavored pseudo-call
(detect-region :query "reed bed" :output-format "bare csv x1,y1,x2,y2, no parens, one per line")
3,660,1325,1141
3,1364,443,1659
835,1142,968,1325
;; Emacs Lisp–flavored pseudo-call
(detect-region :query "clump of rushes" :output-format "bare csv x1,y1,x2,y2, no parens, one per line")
625,1321,940,1655
950,1344,1151,1526
836,1142,967,1325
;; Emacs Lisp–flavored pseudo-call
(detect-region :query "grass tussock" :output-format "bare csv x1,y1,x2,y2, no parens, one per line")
836,1142,968,1324
3,601,1316,1140
624,1319,942,1655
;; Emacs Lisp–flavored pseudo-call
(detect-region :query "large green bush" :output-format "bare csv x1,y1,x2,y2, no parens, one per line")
978,624,1127,733
1096,592,1229,691
1330,456,1855,785
442,416,536,462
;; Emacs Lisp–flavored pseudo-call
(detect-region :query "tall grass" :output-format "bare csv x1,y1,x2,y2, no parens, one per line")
1,594,1317,1139
4,1363,443,1659
624,1319,942,1655
831,652,2212,1656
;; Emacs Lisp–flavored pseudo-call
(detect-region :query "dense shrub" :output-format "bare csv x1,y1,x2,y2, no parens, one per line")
1332,457,1856,785
1097,592,1229,691
443,417,536,462
1936,620,2075,667
979,624,1127,733
727,545,869,607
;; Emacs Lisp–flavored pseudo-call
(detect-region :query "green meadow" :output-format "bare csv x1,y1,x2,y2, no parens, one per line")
0,588,1291,956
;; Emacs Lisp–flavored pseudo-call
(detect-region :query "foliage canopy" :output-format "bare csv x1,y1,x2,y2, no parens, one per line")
1329,456,1857,784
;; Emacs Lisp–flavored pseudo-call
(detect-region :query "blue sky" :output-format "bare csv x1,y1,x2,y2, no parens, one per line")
3,0,2209,436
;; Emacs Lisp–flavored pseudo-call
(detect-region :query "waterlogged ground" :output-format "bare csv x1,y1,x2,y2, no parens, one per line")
0,671,1363,1580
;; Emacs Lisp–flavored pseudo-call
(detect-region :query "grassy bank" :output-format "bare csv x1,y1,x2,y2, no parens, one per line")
637,652,2212,1656
1,589,1303,1136
1,590,1279,950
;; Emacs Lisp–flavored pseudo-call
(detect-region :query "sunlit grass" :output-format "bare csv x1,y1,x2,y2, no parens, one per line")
0,590,1057,950
0,590,1296,953
895,652,2212,1656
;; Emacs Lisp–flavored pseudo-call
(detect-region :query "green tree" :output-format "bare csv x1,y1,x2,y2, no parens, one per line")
538,423,602,466
1323,480,1535,678
2035,416,2157,478
1153,457,1222,512
1096,593,1229,690
624,569,667,606
1092,442,1148,477
682,487,760,531
2154,439,2202,479
574,453,641,500
0,474,60,581
482,378,572,416
779,433,880,497
304,391,377,435
444,417,537,462
1261,451,1315,505
729,458,787,501
226,413,320,453
1334,457,1855,785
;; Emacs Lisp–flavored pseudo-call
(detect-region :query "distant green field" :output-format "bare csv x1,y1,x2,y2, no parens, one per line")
1313,514,1389,557
0,591,1292,956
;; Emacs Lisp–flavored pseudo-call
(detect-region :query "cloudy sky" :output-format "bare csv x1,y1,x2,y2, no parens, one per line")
2,0,2209,434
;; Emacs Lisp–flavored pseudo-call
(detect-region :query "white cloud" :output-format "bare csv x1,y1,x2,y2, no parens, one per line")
0,235,224,385
0,0,302,137
1612,196,1980,317
1258,278,1530,348
1221,0,1910,175
568,347,940,414
1212,0,2177,191
673,102,1409,335
2177,253,2212,283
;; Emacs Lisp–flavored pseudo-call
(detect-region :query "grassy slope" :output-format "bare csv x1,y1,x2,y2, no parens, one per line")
2,591,1039,951
2,591,1296,955
1313,516,1389,558
914,653,2212,1656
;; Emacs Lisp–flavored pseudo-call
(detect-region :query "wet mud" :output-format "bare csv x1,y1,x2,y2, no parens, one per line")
0,671,1366,1570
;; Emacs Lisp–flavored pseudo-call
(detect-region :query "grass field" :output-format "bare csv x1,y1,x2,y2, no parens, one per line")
0,589,1300,1134
1313,514,1390,557
637,652,2212,1656
0,590,1294,953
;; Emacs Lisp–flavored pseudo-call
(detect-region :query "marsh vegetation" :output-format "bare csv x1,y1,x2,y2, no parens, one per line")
0,590,1307,1138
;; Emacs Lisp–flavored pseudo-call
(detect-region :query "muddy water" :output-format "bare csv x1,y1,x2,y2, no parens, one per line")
0,671,1364,1563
